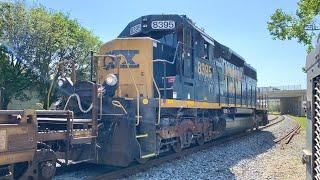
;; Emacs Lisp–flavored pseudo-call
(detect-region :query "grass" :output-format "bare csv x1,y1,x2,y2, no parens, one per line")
288,115,307,130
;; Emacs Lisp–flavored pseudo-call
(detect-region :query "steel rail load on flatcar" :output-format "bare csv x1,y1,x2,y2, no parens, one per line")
0,14,268,179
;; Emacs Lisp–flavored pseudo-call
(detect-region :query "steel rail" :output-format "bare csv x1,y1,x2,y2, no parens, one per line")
273,116,301,144
87,116,284,180
268,115,280,122
91,132,252,180
259,115,285,130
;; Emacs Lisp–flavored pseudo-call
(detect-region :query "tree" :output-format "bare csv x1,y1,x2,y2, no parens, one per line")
0,45,37,109
0,2,37,109
268,0,320,52
0,1,102,109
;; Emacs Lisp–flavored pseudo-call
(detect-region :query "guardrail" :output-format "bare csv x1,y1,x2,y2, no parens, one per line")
259,85,303,92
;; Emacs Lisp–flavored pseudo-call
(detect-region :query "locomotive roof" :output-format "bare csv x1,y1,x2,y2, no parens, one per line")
118,14,256,80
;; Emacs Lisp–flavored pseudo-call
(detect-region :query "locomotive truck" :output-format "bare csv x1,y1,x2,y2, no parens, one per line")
0,14,268,179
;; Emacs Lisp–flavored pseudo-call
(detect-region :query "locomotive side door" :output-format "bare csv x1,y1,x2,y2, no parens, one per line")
177,26,195,100
182,27,194,78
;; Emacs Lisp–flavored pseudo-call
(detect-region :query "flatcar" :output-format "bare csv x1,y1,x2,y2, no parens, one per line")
304,34,320,180
0,14,267,179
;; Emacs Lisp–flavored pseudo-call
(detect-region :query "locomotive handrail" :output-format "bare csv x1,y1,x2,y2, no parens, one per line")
152,73,161,126
153,42,181,64
144,60,161,125
117,54,141,126
153,42,182,99
111,100,128,114
94,53,141,125
47,59,76,109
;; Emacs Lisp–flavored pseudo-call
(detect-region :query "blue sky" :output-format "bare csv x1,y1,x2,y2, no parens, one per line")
30,0,308,88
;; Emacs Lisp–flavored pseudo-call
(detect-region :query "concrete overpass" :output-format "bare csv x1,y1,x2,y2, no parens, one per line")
261,87,306,116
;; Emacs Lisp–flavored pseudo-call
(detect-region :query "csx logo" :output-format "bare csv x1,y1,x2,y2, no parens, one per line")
106,50,139,68
198,61,213,78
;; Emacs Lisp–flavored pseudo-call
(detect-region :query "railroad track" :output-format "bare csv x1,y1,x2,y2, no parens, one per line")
91,133,250,180
86,115,286,180
274,116,301,145
268,115,280,122
260,116,285,130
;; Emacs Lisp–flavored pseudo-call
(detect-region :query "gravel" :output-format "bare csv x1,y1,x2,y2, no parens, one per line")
54,115,306,180
127,116,306,180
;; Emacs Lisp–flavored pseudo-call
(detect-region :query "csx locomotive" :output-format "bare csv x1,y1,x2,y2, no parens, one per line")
0,14,267,179
90,14,269,166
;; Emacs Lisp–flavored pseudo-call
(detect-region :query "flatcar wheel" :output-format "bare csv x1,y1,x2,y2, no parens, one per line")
38,160,56,180
172,141,182,153
33,149,57,180
196,135,205,146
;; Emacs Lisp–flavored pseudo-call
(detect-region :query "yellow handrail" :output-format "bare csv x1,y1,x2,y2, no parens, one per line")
151,72,161,125
47,60,70,109
112,100,128,114
117,55,141,126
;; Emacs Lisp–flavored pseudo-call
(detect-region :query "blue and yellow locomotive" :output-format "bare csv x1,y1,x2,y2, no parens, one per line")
61,14,267,166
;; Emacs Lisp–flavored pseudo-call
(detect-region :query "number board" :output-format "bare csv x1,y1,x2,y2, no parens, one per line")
198,61,213,78
130,24,142,35
151,20,175,30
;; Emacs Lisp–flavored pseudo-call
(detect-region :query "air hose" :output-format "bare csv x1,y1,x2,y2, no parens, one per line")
63,93,93,113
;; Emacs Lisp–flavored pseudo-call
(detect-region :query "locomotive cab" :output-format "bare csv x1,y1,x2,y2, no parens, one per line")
96,38,161,166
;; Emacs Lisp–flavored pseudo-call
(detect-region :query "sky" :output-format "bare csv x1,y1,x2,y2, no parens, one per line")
28,0,308,88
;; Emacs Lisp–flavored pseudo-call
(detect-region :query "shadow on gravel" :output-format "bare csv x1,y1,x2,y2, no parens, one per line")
54,163,118,180
210,130,277,179
53,130,277,180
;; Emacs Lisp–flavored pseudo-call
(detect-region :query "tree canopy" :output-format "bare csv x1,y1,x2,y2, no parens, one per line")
0,1,102,109
0,45,37,109
268,0,320,52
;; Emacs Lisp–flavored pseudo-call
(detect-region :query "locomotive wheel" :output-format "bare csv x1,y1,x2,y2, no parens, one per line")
196,135,205,146
252,122,259,131
186,131,193,144
172,141,182,153
136,156,149,164
255,123,259,131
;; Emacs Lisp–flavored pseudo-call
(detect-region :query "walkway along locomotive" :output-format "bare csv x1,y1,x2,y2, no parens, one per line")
0,14,268,179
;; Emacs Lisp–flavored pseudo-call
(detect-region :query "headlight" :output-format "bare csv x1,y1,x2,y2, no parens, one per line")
105,74,118,86
58,79,64,87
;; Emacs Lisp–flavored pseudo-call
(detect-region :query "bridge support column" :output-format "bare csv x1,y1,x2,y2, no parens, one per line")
279,97,305,116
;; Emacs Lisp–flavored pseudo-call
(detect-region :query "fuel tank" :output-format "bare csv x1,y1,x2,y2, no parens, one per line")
222,108,255,135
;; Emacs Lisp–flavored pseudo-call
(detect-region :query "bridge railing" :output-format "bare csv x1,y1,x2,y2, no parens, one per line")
259,85,302,93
